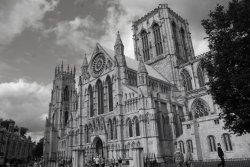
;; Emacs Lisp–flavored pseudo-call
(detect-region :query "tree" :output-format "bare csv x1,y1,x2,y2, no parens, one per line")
201,0,250,135
19,127,29,136
33,138,44,158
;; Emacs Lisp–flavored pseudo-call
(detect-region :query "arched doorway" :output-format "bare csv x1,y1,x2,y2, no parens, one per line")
95,137,103,157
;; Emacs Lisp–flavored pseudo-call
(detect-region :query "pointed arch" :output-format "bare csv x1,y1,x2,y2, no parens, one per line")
153,23,163,56
106,76,113,112
113,117,117,139
222,133,233,151
181,69,193,91
126,118,133,138
85,125,89,143
186,140,193,153
64,86,69,101
133,116,140,136
207,135,216,152
180,28,188,60
88,85,94,117
64,111,68,124
191,98,210,118
96,79,104,115
108,119,113,140
172,21,180,57
141,29,150,61
197,64,205,87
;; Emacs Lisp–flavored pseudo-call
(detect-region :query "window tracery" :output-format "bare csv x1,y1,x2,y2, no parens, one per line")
141,30,150,61
153,23,163,56
181,69,193,91
191,99,209,118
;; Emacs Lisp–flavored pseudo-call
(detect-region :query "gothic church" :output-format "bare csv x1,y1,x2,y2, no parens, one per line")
44,4,250,167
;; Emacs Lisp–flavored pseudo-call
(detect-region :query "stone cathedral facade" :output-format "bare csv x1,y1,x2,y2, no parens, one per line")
44,4,250,167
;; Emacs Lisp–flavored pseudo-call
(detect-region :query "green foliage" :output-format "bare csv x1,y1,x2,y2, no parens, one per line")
201,0,250,135
0,119,29,136
33,138,44,158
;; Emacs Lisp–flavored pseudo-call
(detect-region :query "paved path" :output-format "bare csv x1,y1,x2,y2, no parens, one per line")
162,160,250,167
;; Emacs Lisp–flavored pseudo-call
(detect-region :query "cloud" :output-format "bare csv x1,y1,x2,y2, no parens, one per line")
0,0,59,46
0,79,51,140
47,16,103,53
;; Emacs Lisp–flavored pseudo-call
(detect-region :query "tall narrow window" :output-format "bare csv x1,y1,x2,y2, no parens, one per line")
181,69,193,91
127,119,133,137
191,98,209,118
85,125,89,143
153,23,163,56
172,22,180,57
134,117,140,136
187,140,193,153
109,119,113,140
106,76,113,112
141,30,150,61
179,141,185,153
181,28,188,61
64,111,68,124
113,118,117,139
88,85,94,117
96,80,104,115
223,134,233,151
208,135,216,152
64,86,69,101
197,65,205,87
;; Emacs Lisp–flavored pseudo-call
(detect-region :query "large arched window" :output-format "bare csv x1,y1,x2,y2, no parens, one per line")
109,119,113,140
222,133,232,151
106,76,113,112
153,23,163,56
134,117,140,136
127,118,133,138
88,85,94,117
96,80,104,115
141,30,150,61
191,98,209,118
187,140,193,153
172,22,180,57
208,135,216,152
64,86,69,101
181,69,193,91
179,141,185,153
181,28,188,61
197,65,205,87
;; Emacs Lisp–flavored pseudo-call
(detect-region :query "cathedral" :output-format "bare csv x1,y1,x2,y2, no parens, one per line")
43,4,250,167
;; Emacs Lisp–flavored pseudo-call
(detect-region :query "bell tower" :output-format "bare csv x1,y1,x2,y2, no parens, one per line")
132,4,195,84
44,62,77,158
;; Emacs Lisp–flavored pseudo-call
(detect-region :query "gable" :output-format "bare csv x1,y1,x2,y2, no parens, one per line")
88,43,115,79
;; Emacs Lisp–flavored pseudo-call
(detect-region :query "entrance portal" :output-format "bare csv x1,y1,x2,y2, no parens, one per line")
95,138,103,157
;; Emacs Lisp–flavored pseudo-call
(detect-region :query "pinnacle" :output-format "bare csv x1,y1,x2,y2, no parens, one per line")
82,53,88,67
138,54,147,73
115,31,123,46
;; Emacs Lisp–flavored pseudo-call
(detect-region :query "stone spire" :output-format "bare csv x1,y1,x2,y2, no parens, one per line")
114,31,124,56
115,31,123,46
82,53,88,67
138,54,148,74
81,53,89,76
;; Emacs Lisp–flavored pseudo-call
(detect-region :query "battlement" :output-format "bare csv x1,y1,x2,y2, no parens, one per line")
54,63,76,78
132,4,187,26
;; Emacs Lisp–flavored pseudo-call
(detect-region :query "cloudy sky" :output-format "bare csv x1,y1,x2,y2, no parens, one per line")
0,0,230,141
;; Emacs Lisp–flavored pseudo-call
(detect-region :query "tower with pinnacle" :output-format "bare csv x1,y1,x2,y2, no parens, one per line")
44,62,77,159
